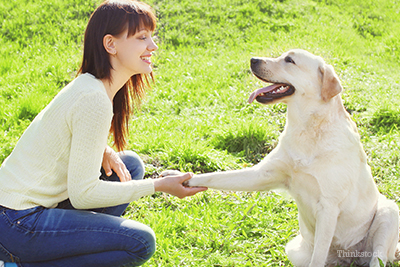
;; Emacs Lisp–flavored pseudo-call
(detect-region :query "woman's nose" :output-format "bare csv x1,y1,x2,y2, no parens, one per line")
148,37,158,51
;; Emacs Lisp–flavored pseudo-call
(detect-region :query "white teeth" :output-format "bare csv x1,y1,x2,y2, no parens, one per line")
273,86,288,94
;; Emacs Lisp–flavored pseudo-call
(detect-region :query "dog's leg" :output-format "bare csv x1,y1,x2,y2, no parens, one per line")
308,200,340,267
186,157,288,191
368,195,399,267
286,235,313,267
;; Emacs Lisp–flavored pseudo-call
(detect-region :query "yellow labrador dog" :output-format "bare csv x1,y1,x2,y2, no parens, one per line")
184,49,400,266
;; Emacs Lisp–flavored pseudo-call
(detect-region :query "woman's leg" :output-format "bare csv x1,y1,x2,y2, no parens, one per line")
0,151,155,266
0,206,155,267
118,150,145,181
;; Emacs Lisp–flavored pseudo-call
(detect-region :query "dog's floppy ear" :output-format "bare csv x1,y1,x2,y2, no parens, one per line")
319,64,343,102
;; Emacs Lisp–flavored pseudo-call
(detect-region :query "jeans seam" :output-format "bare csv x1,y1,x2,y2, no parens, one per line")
0,240,20,263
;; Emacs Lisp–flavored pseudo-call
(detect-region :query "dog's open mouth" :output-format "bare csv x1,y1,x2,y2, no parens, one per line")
248,83,295,104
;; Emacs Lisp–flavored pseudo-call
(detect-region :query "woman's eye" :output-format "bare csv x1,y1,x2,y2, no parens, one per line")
285,56,295,64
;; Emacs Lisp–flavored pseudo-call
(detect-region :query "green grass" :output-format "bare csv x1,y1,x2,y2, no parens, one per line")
1,0,400,266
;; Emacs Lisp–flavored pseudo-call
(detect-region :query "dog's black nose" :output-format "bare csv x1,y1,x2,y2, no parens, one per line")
250,57,260,66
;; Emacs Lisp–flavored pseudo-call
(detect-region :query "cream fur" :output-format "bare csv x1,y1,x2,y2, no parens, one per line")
185,49,399,267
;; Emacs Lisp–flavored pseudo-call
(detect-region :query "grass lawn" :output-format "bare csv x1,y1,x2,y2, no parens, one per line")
1,0,400,266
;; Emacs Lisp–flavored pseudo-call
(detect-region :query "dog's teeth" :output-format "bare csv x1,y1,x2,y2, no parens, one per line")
271,85,290,94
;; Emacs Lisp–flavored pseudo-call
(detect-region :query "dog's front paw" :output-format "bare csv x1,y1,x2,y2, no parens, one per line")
159,170,183,178
183,176,202,187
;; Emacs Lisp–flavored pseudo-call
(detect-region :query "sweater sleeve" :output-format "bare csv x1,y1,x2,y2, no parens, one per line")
67,91,154,209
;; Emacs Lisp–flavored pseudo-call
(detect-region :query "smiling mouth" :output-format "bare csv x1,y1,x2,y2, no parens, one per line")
248,74,295,104
141,56,151,63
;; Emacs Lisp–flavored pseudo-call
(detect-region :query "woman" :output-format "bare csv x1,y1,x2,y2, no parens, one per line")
0,1,207,266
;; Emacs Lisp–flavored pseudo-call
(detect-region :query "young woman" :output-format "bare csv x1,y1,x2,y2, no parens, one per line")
0,1,207,266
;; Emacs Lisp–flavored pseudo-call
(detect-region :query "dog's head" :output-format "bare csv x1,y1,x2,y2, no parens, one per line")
249,49,342,105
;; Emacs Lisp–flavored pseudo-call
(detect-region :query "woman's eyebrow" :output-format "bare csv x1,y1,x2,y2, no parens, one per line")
137,29,150,33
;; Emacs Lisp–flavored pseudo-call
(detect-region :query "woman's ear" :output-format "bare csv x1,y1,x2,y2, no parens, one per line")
103,34,117,55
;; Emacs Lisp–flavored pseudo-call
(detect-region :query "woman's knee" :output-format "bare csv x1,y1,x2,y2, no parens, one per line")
118,151,145,181
125,221,156,264
139,227,156,263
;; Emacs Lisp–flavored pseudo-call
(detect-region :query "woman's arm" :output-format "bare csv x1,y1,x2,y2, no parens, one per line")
67,90,151,209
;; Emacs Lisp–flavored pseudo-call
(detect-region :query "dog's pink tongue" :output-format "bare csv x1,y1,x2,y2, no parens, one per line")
248,84,284,103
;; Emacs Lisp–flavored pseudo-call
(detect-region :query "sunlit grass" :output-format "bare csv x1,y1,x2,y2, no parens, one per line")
1,0,400,265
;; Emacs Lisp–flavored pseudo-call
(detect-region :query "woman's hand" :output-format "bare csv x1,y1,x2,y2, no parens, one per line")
153,172,208,198
102,146,131,182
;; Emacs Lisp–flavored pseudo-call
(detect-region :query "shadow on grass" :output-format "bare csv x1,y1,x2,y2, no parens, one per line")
369,105,400,134
210,125,278,164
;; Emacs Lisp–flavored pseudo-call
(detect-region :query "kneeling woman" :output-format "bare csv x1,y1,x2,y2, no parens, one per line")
0,1,206,266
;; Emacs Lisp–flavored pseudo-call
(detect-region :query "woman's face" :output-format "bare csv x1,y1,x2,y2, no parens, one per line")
112,28,158,77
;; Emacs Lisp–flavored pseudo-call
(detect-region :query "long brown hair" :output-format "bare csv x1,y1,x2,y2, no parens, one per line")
77,0,156,151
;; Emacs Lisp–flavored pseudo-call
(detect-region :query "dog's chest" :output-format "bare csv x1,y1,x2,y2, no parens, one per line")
287,169,320,201
285,171,322,231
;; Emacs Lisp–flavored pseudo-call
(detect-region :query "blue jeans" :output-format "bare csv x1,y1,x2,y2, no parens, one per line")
0,151,156,267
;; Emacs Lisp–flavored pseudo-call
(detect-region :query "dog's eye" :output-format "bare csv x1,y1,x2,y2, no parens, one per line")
285,56,296,64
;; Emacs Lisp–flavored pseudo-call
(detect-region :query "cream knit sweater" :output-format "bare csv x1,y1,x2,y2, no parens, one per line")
0,73,154,210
